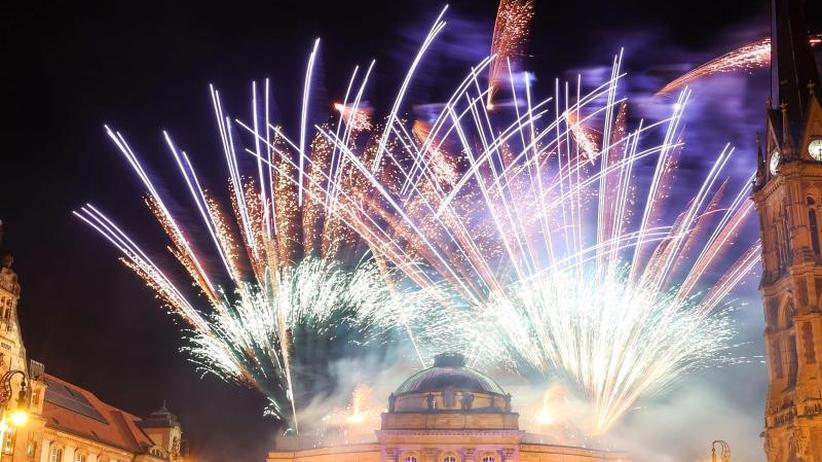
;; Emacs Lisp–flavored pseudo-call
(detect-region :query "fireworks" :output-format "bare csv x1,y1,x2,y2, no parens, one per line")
658,34,821,95
487,0,535,109
321,384,382,437
77,5,761,437
252,37,759,432
73,80,429,431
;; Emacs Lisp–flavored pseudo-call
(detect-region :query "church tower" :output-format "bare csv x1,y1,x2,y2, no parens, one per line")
0,223,28,376
752,0,822,460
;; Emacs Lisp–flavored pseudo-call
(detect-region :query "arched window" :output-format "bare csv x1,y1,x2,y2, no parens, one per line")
809,198,820,255
444,455,457,462
482,456,496,462
405,456,417,462
49,448,63,462
76,453,87,462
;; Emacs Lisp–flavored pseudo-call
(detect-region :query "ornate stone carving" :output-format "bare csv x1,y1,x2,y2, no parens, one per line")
385,447,399,462
793,426,809,460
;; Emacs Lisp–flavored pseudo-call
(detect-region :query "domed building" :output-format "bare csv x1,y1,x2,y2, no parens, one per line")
268,353,629,462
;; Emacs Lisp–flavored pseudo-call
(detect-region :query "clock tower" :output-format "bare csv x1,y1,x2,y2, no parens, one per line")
752,0,822,460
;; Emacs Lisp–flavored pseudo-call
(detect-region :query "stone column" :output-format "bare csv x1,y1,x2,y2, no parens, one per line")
501,448,515,462
462,448,475,462
385,447,399,462
38,440,51,462
63,445,75,462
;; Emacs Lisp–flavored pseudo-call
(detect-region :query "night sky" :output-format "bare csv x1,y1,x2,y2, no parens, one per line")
2,0,816,460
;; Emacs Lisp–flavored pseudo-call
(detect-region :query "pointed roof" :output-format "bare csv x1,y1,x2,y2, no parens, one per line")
139,401,180,429
771,0,821,141
42,374,157,454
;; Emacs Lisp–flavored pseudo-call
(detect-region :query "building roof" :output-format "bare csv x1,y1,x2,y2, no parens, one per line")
140,402,180,429
394,353,507,395
771,0,821,141
42,374,156,454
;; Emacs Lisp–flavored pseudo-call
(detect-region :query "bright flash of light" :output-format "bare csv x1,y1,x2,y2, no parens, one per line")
322,384,382,435
8,410,28,427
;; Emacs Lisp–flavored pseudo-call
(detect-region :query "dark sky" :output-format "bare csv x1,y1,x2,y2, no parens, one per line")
0,0,796,460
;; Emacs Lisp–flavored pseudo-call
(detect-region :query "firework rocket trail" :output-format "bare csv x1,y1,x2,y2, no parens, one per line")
658,34,820,95
487,0,535,109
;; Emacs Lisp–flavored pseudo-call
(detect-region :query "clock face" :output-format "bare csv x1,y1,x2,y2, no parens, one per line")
810,139,822,161
770,149,781,175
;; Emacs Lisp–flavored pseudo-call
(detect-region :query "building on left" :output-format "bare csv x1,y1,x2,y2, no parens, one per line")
0,224,186,462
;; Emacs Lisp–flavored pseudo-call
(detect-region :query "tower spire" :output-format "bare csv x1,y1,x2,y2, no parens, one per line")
771,0,821,141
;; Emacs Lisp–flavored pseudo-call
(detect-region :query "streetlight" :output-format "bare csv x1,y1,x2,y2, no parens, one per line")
711,440,730,462
0,369,30,457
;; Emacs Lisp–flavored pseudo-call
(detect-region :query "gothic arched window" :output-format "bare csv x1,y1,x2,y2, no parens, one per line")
809,197,820,255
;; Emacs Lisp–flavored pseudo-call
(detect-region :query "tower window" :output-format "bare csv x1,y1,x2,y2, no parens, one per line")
803,322,817,364
444,456,457,462
405,456,417,462
772,339,784,379
809,204,821,255
482,456,496,462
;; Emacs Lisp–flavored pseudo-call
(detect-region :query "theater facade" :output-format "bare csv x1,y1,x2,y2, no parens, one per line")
268,354,629,462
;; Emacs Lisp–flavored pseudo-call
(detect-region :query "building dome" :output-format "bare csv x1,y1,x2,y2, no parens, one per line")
394,353,507,396
383,353,516,432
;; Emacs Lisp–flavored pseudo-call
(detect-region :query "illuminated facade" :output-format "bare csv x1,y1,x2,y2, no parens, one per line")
752,0,822,460
267,353,628,462
0,230,186,462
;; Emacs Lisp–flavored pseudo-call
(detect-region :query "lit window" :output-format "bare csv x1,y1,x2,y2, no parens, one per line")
76,454,87,462
50,448,63,462
3,428,15,455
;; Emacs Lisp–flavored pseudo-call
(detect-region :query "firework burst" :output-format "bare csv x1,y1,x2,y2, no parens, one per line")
251,36,760,432
73,78,433,431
